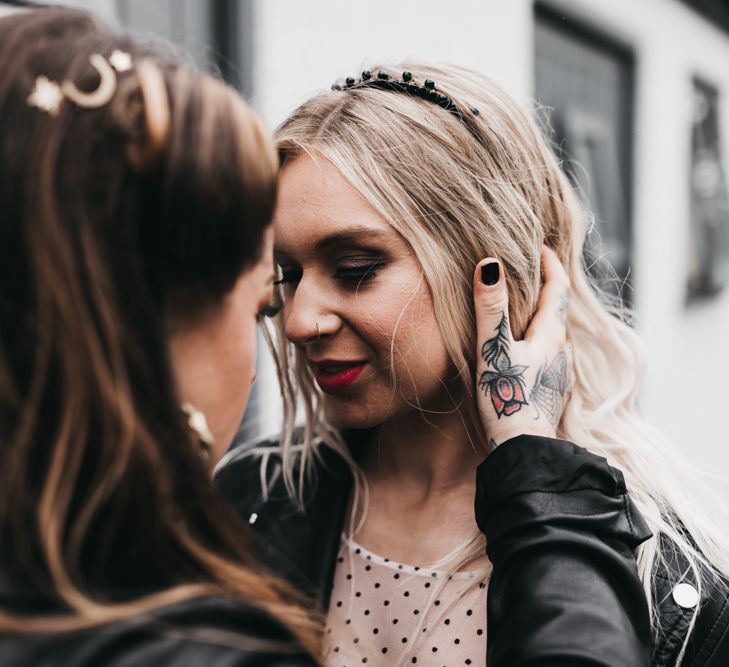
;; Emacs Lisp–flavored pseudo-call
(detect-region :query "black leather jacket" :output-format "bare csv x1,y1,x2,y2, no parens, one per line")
216,433,729,666
0,595,318,667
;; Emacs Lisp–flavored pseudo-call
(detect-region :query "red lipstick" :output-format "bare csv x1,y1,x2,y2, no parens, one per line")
312,360,366,394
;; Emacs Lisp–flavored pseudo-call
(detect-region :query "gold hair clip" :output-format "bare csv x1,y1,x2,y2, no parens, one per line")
27,50,133,116
109,49,132,73
27,76,64,116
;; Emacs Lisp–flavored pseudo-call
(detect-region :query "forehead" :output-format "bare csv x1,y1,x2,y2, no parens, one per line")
273,155,396,253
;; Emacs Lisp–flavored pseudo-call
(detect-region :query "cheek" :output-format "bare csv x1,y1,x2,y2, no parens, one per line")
215,304,257,399
228,315,257,387
358,285,450,381
209,315,257,456
392,297,450,378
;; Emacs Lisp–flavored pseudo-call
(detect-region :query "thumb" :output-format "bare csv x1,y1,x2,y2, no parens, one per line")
473,258,512,356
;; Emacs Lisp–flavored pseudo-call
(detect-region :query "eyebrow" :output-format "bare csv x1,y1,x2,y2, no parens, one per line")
274,227,393,255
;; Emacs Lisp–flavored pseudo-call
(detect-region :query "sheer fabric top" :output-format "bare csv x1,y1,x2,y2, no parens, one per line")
323,534,489,666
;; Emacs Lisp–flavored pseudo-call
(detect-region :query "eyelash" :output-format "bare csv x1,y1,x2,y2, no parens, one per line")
334,263,384,282
273,271,300,286
256,304,280,321
274,263,385,286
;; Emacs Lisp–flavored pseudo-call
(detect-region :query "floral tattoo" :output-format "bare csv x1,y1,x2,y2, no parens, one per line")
530,350,569,428
478,313,529,417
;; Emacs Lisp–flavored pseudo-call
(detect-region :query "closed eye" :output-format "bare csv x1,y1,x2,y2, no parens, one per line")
273,258,387,288
333,263,384,283
274,269,302,285
257,304,280,321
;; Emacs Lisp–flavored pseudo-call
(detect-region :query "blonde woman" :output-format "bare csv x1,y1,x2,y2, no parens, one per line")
0,8,321,666
217,65,729,666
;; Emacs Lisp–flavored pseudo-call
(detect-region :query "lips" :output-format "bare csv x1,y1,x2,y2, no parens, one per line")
311,359,366,394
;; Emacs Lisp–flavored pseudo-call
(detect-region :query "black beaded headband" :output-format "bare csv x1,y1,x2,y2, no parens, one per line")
331,70,480,131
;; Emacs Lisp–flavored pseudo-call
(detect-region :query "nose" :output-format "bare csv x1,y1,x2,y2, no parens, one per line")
283,277,341,346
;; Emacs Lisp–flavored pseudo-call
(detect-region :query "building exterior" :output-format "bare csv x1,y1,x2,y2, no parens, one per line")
3,0,729,495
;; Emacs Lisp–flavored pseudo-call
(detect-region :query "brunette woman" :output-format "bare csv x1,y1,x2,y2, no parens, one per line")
0,7,319,666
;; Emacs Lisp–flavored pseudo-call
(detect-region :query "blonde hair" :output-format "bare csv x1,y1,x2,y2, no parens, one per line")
259,62,729,665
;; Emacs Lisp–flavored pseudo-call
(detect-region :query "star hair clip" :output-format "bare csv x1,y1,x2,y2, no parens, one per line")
27,49,133,116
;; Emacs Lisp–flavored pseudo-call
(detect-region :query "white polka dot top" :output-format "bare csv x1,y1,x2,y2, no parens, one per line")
323,534,489,666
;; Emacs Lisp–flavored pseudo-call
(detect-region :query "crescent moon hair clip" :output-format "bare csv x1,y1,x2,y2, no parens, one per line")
27,50,133,116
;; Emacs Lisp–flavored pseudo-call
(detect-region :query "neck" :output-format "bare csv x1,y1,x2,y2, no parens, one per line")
350,399,487,565
359,402,485,494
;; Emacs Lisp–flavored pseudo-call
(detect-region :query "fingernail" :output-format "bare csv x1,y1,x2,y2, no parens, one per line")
481,261,499,286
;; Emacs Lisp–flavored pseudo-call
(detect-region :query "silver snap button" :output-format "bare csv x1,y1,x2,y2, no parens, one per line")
248,512,258,525
672,583,699,609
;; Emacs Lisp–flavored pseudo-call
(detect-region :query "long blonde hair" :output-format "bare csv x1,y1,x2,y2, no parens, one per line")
262,62,729,664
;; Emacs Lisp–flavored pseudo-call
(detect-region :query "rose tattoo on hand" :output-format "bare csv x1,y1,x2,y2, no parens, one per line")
473,249,571,449
478,314,529,418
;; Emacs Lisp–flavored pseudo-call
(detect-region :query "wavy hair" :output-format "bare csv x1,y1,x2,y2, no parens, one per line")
0,7,320,658
250,62,729,665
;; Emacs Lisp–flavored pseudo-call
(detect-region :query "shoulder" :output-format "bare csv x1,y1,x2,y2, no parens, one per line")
475,434,652,549
0,597,317,667
653,534,729,667
214,434,354,521
214,435,355,609
215,438,286,521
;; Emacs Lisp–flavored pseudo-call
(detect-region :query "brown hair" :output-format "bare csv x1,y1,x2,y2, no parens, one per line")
0,6,320,657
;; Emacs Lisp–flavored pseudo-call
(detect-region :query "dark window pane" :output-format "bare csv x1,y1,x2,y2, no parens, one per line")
687,78,729,301
535,6,634,302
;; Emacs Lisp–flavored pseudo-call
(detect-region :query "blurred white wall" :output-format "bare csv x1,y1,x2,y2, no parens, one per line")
42,0,117,20
251,0,533,124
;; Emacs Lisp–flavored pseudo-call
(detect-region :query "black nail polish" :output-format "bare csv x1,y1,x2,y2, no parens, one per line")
481,262,499,285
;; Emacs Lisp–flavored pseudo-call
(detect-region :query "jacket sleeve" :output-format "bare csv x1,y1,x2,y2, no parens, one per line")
476,434,653,667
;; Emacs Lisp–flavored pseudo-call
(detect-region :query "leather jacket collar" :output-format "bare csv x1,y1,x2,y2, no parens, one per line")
216,436,729,667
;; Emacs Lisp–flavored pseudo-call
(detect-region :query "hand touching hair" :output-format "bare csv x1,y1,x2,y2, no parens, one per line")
473,248,572,448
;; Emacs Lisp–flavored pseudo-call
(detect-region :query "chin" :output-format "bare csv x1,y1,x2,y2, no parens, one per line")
323,397,389,431
323,393,425,432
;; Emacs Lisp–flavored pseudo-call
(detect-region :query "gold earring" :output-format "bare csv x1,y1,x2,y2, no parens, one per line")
181,403,215,456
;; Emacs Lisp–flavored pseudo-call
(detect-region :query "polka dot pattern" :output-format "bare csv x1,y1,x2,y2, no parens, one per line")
323,534,489,666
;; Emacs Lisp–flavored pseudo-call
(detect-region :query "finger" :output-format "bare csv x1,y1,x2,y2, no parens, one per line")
523,246,571,347
474,258,534,429
473,258,514,365
473,257,512,342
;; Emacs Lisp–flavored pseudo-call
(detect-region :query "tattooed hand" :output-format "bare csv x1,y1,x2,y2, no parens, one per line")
473,247,571,450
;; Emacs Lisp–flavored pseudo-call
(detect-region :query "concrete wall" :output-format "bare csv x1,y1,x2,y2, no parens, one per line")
251,0,533,123
0,4,19,17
